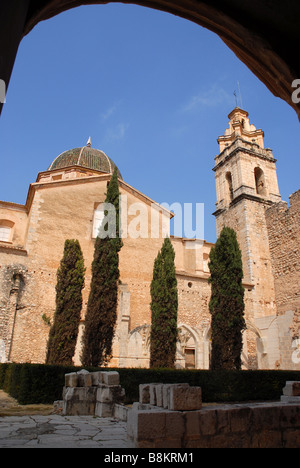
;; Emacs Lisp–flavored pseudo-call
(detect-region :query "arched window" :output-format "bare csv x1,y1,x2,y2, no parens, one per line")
254,167,267,196
226,172,234,202
0,226,11,242
0,220,14,242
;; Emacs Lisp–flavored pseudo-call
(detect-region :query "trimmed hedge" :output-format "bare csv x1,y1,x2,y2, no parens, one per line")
1,363,300,406
0,363,78,405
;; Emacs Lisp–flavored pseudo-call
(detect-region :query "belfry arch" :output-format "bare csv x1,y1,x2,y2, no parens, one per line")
0,1,300,119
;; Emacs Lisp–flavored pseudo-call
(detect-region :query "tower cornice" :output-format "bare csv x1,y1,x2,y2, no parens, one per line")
213,137,276,172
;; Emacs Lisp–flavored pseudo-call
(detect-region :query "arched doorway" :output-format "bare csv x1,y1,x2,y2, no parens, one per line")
177,324,202,369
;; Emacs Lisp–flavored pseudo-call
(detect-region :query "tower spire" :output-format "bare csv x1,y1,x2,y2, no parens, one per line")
86,136,92,147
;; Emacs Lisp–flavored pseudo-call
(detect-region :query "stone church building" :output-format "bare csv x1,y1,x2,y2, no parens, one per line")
0,107,299,370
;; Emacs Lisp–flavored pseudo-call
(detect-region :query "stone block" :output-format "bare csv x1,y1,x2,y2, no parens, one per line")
251,430,282,449
280,404,300,429
136,410,166,440
127,402,140,439
77,369,93,387
156,384,164,407
251,404,281,431
162,383,189,409
283,381,300,397
199,409,217,436
184,410,201,438
114,404,128,421
77,369,90,376
102,371,120,386
149,384,163,406
95,401,113,418
165,411,185,439
127,403,168,442
139,384,150,404
53,400,63,414
149,384,156,405
97,385,125,404
229,407,251,433
281,395,300,403
63,387,97,416
169,386,202,411
216,408,230,434
65,372,78,388
97,387,113,404
91,371,104,386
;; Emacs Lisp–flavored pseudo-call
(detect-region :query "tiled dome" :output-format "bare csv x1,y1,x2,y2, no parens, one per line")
48,138,122,179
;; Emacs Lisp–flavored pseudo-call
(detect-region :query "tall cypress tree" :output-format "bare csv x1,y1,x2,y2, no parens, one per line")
46,239,85,365
208,226,246,370
150,237,178,368
81,168,122,367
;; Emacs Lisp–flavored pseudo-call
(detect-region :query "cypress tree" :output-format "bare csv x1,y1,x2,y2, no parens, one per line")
150,237,178,368
46,239,85,365
208,226,246,370
81,168,122,367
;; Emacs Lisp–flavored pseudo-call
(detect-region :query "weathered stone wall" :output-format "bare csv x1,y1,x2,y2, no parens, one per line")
128,401,300,448
216,198,278,318
0,254,52,363
0,175,170,364
266,190,300,333
265,190,300,369
128,381,300,448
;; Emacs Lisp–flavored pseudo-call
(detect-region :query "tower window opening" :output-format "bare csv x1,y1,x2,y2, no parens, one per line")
226,172,234,202
254,167,267,196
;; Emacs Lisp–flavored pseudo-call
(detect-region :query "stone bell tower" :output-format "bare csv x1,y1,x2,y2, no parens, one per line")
213,108,282,368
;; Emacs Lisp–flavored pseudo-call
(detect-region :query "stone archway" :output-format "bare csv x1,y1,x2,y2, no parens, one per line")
177,323,202,369
242,320,268,370
127,324,151,368
0,1,300,119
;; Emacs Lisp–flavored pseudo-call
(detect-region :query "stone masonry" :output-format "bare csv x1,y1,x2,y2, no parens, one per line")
62,369,126,418
127,381,300,448
0,112,299,371
266,190,300,340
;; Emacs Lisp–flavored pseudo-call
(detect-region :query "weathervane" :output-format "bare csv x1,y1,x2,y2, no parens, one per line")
234,82,243,108
234,90,238,107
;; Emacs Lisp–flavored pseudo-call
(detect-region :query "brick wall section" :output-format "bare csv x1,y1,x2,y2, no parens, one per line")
266,190,300,338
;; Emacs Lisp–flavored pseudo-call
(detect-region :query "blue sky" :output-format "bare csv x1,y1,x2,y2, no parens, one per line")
0,4,299,243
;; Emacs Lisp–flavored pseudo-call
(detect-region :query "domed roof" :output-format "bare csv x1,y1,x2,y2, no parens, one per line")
48,138,122,179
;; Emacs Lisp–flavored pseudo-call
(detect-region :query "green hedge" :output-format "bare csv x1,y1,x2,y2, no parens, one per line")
1,363,300,406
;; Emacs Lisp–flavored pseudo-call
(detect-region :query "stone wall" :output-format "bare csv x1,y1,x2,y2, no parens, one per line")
0,176,169,364
266,190,300,339
127,382,300,448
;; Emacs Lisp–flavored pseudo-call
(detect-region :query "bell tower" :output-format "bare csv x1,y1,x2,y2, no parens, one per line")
214,107,281,216
213,108,281,366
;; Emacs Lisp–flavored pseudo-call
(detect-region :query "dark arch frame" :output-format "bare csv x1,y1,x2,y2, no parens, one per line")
1,0,300,119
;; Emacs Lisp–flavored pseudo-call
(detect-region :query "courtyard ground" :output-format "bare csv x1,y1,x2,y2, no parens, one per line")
0,390,133,448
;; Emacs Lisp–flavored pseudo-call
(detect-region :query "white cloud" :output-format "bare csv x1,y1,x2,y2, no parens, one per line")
183,84,233,112
105,123,128,141
101,100,122,122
